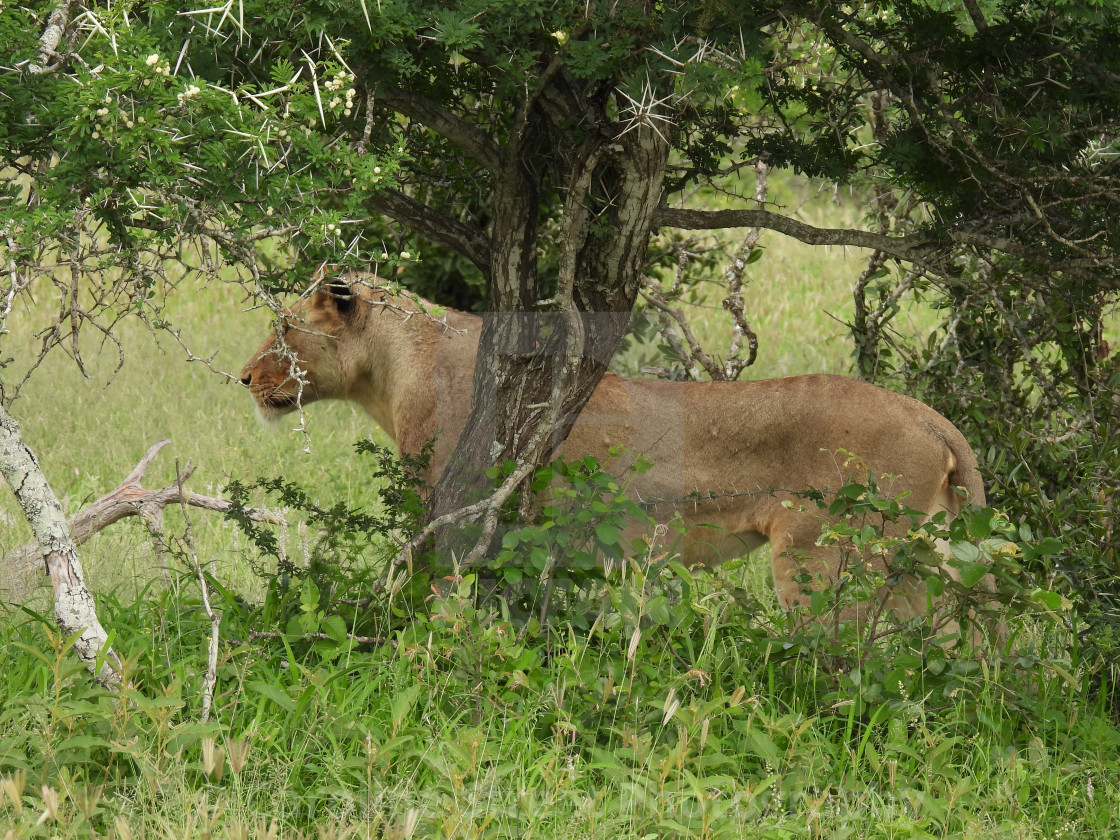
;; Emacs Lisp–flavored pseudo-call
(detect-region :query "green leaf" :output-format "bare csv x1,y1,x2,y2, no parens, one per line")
300,577,320,610
321,614,349,644
950,541,981,564
956,561,990,588
595,522,620,545
391,684,423,730
810,589,827,616
1031,588,1067,611
56,734,111,752
965,508,994,539
1034,537,1063,556
247,680,296,712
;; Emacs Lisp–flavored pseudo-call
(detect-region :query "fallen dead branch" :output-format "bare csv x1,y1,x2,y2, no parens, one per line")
2,439,284,601
0,402,121,687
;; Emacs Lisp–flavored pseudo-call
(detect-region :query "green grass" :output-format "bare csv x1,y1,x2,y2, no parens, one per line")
1,184,1119,839
0,570,1116,839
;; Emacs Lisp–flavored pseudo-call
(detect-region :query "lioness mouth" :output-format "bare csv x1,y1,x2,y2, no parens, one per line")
259,390,302,410
265,394,298,408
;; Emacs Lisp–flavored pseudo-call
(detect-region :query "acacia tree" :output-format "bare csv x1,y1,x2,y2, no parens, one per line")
2,1,1119,567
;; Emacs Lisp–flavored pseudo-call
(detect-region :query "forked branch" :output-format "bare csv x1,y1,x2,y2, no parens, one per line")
3,439,284,600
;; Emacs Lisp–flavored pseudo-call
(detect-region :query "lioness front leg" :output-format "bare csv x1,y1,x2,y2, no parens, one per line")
768,511,930,627
768,512,838,613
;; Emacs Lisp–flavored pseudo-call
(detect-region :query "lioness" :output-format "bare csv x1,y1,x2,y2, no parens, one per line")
240,277,985,623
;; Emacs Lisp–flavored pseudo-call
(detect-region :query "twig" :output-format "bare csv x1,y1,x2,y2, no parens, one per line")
719,160,767,378
176,462,221,724
642,160,768,382
660,626,695,672
244,630,392,646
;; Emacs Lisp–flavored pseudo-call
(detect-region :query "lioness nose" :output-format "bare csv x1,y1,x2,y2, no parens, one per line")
239,371,253,386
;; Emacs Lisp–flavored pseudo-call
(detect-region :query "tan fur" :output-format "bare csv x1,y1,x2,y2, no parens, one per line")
240,279,986,622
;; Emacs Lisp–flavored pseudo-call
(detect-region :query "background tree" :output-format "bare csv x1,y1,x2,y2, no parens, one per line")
2,2,1118,620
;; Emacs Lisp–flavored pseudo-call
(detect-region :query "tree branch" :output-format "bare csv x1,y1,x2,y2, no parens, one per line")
961,0,989,33
364,189,491,273
3,439,284,599
654,206,1118,278
0,404,120,687
27,0,74,75
376,88,504,176
654,207,932,256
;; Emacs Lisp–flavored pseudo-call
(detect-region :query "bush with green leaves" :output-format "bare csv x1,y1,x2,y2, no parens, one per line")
486,449,660,628
223,445,1069,714
220,439,433,652
879,271,1120,687
770,478,1068,717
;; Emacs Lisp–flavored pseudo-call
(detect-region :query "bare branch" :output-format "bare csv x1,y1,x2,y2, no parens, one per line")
640,267,710,382
718,161,767,379
654,206,929,254
244,630,391,647
0,404,121,688
654,205,1117,279
364,189,491,273
375,87,503,176
961,0,989,33
27,0,74,75
3,440,284,598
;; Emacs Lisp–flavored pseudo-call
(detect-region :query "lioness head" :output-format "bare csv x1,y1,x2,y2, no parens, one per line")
239,282,361,422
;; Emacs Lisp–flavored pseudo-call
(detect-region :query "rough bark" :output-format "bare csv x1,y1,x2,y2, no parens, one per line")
426,120,671,555
361,57,673,563
0,404,120,687
27,0,74,75
423,105,547,527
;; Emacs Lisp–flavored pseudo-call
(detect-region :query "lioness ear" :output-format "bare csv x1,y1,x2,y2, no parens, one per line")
311,282,356,317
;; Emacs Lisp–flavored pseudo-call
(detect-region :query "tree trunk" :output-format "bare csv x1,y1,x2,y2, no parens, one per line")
0,404,121,687
427,122,670,557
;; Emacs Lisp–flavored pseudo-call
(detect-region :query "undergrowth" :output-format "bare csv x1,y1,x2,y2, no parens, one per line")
0,454,1117,839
